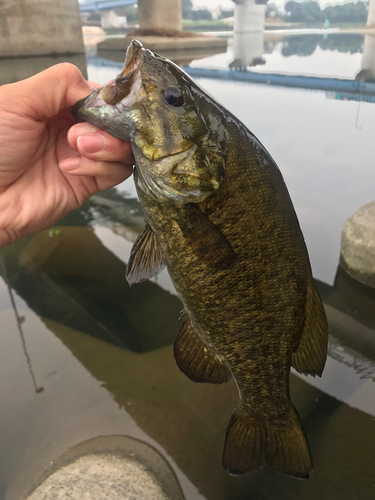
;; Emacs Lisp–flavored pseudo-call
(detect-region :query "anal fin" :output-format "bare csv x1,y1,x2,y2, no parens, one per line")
126,223,166,286
174,312,231,384
292,280,328,377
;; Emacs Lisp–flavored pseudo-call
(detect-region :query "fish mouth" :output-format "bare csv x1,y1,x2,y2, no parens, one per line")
101,40,145,106
121,39,144,78
72,40,145,118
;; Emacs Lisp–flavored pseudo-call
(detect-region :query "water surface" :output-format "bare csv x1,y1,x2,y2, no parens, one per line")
0,32,375,500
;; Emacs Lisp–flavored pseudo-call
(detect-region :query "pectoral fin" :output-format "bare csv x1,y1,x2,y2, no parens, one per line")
177,205,236,270
126,223,166,286
174,312,232,384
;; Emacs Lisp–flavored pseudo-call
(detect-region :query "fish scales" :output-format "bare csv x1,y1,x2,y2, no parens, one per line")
137,119,308,422
72,39,328,479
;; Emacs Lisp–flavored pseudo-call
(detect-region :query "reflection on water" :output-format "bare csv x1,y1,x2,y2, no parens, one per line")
280,33,364,57
0,54,87,86
1,31,375,500
191,32,374,81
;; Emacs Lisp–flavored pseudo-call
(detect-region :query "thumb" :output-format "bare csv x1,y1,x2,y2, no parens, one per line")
6,63,95,119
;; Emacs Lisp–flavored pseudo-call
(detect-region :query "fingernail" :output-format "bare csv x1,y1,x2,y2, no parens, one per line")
59,157,80,171
78,133,106,154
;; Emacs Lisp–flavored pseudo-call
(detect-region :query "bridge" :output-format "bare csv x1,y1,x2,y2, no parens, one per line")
79,0,136,12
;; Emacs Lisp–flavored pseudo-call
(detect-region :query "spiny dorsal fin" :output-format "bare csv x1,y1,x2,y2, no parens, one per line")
177,205,236,270
292,280,328,377
223,404,313,479
174,311,232,384
126,223,166,286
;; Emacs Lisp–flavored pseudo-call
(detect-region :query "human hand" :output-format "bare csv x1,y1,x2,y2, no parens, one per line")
0,63,134,249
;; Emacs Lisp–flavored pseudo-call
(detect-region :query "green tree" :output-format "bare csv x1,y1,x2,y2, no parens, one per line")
182,0,193,19
191,9,213,21
285,1,323,23
322,1,368,23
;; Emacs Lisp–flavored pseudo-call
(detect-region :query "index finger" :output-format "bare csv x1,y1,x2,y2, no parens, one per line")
7,63,96,119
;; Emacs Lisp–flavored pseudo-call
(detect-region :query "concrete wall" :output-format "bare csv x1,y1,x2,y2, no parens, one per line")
138,0,182,32
0,0,85,58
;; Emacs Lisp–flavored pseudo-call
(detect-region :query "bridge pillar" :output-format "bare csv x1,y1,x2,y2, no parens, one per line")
231,0,266,69
0,0,84,58
137,0,182,32
368,0,375,26
356,35,375,82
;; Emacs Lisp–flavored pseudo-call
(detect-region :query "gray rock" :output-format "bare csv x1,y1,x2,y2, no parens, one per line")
340,201,375,286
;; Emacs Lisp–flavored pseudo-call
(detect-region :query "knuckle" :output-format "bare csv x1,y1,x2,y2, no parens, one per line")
59,62,83,82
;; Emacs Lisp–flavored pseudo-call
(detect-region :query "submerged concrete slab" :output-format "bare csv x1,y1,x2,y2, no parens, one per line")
98,35,227,54
340,201,375,286
24,436,185,500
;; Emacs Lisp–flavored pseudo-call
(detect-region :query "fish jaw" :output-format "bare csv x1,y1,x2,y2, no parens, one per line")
71,40,146,140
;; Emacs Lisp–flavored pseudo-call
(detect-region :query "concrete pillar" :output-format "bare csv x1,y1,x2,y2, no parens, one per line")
367,0,375,27
138,0,182,32
234,0,265,34
0,0,84,58
230,0,265,69
356,35,375,82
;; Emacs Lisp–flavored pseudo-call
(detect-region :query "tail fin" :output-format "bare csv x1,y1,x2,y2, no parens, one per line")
223,405,313,479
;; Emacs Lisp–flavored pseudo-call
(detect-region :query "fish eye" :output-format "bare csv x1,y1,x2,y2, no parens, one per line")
163,86,184,107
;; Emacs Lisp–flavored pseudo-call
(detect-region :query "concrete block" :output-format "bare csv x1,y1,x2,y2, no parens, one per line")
24,435,185,500
0,0,85,58
340,201,375,286
98,35,227,53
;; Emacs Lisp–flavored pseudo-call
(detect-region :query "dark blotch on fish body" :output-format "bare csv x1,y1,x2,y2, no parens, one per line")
72,40,328,479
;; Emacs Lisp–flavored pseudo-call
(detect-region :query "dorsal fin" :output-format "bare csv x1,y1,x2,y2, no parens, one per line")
126,223,166,286
174,311,232,384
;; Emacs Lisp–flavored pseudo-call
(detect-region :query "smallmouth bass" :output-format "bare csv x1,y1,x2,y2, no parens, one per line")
72,40,328,479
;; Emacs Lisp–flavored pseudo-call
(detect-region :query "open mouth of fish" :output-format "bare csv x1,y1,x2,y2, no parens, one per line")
72,40,145,116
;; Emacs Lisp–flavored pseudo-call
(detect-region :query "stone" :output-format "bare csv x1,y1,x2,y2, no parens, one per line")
340,201,375,286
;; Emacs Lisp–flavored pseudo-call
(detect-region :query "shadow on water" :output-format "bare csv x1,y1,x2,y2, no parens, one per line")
0,190,182,353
